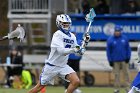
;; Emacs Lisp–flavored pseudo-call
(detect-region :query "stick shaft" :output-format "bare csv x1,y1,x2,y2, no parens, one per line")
86,21,92,33
81,21,92,48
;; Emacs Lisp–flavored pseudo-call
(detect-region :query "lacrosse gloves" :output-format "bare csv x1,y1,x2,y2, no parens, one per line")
84,33,91,45
81,33,91,48
77,48,86,55
73,46,86,55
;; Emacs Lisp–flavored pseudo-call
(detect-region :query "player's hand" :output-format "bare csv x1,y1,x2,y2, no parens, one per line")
73,46,80,52
73,46,86,55
85,33,91,42
77,48,86,55
82,33,90,47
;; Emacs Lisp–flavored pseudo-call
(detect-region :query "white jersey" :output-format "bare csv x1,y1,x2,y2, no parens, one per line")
45,30,78,67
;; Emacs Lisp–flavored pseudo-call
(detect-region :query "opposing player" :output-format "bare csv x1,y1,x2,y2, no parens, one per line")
28,14,90,93
128,44,140,93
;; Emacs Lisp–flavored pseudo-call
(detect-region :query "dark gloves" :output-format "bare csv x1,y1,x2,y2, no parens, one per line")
109,62,114,67
125,59,130,63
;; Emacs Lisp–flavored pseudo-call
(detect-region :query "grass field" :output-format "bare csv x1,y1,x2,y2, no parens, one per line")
0,86,127,93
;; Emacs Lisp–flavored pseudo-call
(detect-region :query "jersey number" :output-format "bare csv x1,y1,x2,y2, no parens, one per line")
65,44,71,48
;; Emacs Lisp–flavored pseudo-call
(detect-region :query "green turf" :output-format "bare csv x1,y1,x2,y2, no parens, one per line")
0,86,127,93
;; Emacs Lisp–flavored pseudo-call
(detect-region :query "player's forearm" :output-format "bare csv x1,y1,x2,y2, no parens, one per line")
57,47,75,55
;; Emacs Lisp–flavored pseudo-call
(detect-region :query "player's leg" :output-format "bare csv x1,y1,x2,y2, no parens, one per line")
64,59,80,89
28,81,45,93
28,64,56,93
60,65,80,93
64,59,74,89
66,72,80,93
69,59,82,93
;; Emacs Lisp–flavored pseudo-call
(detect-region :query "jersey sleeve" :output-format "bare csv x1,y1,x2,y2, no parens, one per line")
57,47,76,55
51,32,64,47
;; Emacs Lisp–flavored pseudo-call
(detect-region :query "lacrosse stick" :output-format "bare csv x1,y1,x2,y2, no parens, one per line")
0,24,25,42
81,8,96,48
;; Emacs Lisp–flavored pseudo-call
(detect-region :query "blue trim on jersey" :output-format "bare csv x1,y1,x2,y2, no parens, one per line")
59,28,71,37
46,62,55,66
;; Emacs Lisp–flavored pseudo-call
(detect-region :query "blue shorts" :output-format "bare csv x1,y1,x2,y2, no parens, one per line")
131,72,140,89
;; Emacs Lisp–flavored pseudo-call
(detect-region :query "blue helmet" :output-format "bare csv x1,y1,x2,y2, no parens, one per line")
56,14,72,33
114,25,122,32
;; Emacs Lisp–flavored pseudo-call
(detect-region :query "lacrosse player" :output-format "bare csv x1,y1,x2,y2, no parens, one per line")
28,14,90,93
128,44,140,93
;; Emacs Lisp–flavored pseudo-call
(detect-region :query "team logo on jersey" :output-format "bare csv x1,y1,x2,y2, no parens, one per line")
63,38,74,44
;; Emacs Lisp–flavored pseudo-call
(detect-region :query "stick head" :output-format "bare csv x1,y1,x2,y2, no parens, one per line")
8,24,26,42
85,8,96,22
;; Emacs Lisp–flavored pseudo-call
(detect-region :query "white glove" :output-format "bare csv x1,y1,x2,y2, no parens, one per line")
84,33,91,42
81,33,91,48
73,46,86,55
73,46,80,52
77,48,86,55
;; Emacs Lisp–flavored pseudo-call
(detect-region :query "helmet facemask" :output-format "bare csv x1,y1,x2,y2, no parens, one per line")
59,21,71,32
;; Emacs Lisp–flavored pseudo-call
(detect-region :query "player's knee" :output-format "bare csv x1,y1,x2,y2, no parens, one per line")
71,78,80,86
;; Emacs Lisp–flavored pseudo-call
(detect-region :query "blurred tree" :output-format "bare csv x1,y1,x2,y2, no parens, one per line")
0,0,9,64
0,0,8,35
